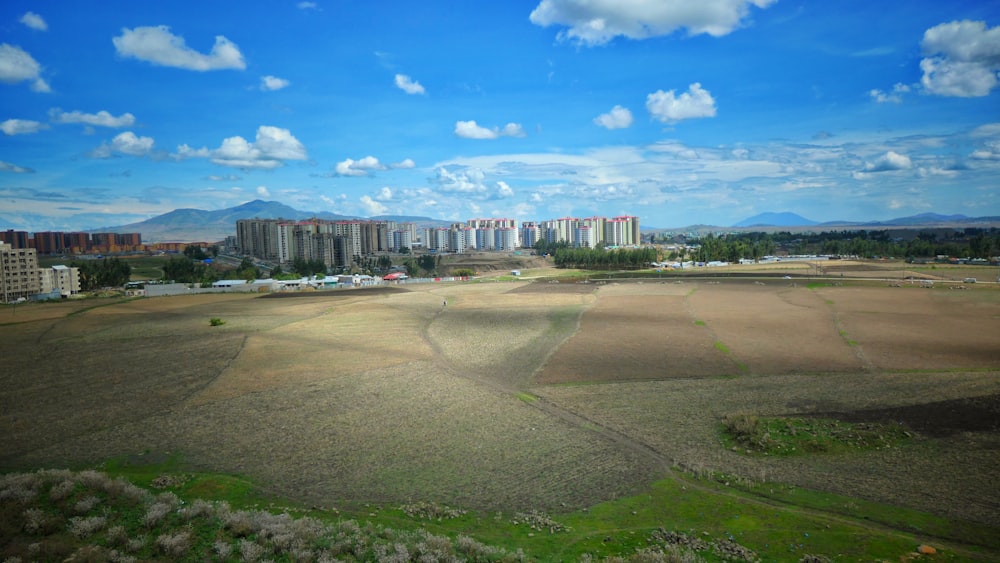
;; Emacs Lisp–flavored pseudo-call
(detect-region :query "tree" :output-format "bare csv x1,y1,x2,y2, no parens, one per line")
183,245,209,260
71,257,132,290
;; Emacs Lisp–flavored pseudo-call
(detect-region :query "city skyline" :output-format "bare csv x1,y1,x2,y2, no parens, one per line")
2,1,999,233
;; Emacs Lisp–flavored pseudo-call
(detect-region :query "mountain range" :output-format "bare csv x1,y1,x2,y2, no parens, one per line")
95,202,1000,243
99,200,447,242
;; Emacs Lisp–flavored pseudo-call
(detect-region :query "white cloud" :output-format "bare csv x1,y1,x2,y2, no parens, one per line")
206,174,241,181
176,125,306,169
863,150,913,172
394,74,425,95
0,160,35,173
529,0,776,46
50,109,136,128
0,44,51,92
360,195,388,215
112,26,246,71
594,105,633,129
256,186,271,198
335,156,385,176
91,131,155,158
297,2,318,9
375,186,393,200
391,158,415,169
260,75,290,91
970,139,1000,160
20,12,47,31
501,123,526,137
455,120,526,139
1,119,48,135
920,20,1000,97
434,167,488,193
496,181,514,198
455,121,499,139
646,83,717,123
869,83,911,103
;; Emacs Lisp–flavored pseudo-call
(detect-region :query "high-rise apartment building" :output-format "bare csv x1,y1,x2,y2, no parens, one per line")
0,242,41,302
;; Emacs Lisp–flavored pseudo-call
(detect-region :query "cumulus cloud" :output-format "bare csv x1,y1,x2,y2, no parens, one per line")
50,108,136,128
260,75,290,91
594,105,633,129
394,74,425,94
869,83,911,103
970,140,1000,160
256,186,271,198
920,20,1000,97
529,0,776,46
0,44,51,92
20,12,47,31
1,119,48,135
112,26,246,71
375,186,393,200
455,120,525,139
0,160,35,173
863,150,913,172
496,181,514,198
646,83,717,123
434,167,487,192
360,195,388,215
91,131,155,158
391,158,415,169
335,156,385,176
176,125,306,169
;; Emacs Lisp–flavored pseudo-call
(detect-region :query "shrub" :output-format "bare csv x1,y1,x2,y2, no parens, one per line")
209,317,225,326
143,502,172,528
67,515,107,538
74,495,101,514
49,480,77,501
22,508,48,534
155,531,191,557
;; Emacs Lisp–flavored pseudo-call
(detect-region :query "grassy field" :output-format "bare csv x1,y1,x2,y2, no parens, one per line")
2,260,999,561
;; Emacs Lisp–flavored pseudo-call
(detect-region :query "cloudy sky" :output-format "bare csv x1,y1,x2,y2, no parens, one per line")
1,1,998,231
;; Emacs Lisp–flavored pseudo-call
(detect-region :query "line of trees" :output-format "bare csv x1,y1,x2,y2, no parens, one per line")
161,256,261,285
70,257,132,290
552,246,658,269
687,228,1000,261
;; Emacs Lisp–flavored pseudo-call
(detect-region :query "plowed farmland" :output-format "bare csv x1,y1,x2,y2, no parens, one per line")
2,276,999,533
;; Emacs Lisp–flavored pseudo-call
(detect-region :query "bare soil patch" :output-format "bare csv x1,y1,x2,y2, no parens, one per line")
688,285,864,375
816,286,1000,370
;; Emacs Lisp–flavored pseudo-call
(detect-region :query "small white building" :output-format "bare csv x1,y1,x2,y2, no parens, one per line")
38,264,81,298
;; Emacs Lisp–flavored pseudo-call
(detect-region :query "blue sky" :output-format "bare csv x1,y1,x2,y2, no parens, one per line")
1,0,998,231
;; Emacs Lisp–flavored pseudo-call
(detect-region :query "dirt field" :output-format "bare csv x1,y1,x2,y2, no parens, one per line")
2,265,999,530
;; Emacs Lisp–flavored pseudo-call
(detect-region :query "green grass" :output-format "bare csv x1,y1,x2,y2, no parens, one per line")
720,414,912,457
515,392,538,403
713,340,749,372
694,320,706,326
6,456,993,562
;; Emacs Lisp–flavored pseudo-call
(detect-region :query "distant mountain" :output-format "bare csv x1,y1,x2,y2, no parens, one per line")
100,200,357,243
881,213,969,226
371,215,451,227
733,212,818,228
99,201,459,243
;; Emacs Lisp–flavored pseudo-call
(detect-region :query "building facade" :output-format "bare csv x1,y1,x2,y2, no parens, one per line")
0,242,41,302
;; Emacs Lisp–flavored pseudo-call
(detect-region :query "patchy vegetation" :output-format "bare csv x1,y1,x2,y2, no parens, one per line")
721,413,912,456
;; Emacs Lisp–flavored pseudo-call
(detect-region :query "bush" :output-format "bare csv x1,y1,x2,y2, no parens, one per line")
209,317,225,326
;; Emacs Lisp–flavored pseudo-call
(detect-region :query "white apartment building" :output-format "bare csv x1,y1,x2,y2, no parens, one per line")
38,264,81,297
1,242,41,302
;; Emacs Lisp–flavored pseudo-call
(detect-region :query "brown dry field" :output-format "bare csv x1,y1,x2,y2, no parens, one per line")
2,269,999,528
